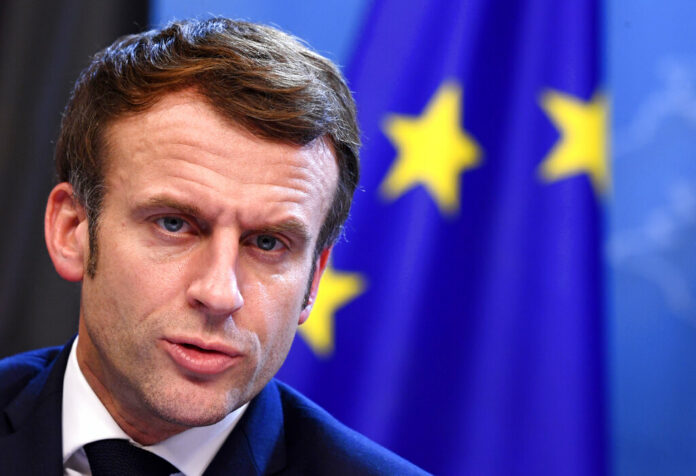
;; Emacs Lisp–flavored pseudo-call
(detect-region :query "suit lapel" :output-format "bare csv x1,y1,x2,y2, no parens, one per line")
205,380,286,476
0,342,71,476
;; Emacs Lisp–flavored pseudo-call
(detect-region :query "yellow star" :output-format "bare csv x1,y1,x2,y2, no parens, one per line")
381,81,481,214
298,264,365,357
539,90,609,195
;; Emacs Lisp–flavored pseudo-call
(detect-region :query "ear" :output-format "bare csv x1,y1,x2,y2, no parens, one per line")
44,182,89,282
298,246,332,325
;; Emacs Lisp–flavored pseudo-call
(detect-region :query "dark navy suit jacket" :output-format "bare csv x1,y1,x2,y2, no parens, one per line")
0,342,428,475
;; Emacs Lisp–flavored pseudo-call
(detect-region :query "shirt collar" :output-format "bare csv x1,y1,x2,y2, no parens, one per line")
62,337,248,475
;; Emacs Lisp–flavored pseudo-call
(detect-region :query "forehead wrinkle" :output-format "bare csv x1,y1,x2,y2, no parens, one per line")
233,180,313,200
147,149,321,193
158,169,315,212
149,153,241,184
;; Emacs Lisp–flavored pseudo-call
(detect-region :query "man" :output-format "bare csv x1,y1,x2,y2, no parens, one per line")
0,18,426,475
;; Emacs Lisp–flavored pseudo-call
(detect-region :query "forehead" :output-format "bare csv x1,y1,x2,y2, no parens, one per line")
100,91,338,230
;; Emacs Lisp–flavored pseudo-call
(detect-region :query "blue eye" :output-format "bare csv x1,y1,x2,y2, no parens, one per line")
256,235,278,251
158,217,185,232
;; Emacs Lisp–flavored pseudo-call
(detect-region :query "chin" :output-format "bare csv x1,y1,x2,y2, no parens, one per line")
162,408,230,428
142,381,245,429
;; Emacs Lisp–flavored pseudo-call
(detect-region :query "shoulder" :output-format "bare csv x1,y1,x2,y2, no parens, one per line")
273,380,429,476
0,347,62,410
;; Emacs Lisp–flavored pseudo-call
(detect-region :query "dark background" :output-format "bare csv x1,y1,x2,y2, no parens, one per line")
0,0,148,357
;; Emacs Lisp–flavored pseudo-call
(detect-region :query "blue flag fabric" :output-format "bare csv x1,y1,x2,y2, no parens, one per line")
277,1,607,474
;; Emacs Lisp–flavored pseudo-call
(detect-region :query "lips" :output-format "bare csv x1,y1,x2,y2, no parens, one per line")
163,338,240,376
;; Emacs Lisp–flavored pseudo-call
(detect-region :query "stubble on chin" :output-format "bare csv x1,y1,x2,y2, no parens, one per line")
139,378,238,428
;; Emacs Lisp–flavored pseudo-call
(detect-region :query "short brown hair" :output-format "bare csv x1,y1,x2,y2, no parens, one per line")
55,18,360,277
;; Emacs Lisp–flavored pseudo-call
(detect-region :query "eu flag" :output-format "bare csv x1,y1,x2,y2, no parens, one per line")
277,1,607,474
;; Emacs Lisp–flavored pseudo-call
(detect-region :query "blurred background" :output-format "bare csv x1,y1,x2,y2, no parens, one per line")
1,1,694,475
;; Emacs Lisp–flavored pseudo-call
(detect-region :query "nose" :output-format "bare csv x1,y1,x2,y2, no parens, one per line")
186,236,244,317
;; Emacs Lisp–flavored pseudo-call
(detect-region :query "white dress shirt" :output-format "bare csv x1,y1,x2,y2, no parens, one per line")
61,337,248,476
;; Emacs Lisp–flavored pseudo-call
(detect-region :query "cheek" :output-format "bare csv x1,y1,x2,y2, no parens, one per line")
238,272,306,342
93,240,185,329
85,259,185,363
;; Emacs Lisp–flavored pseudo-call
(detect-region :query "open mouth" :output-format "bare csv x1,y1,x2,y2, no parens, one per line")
179,343,218,353
164,340,239,375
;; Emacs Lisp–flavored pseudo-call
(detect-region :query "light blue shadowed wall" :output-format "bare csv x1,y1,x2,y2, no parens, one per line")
608,1,696,475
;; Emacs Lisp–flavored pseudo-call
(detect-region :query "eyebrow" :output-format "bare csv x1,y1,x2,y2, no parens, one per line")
139,196,203,218
256,219,312,244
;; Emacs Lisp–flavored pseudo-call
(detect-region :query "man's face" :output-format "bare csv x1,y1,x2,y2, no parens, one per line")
75,91,337,441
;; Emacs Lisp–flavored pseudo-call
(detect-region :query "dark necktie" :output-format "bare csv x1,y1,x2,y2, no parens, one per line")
84,438,180,476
